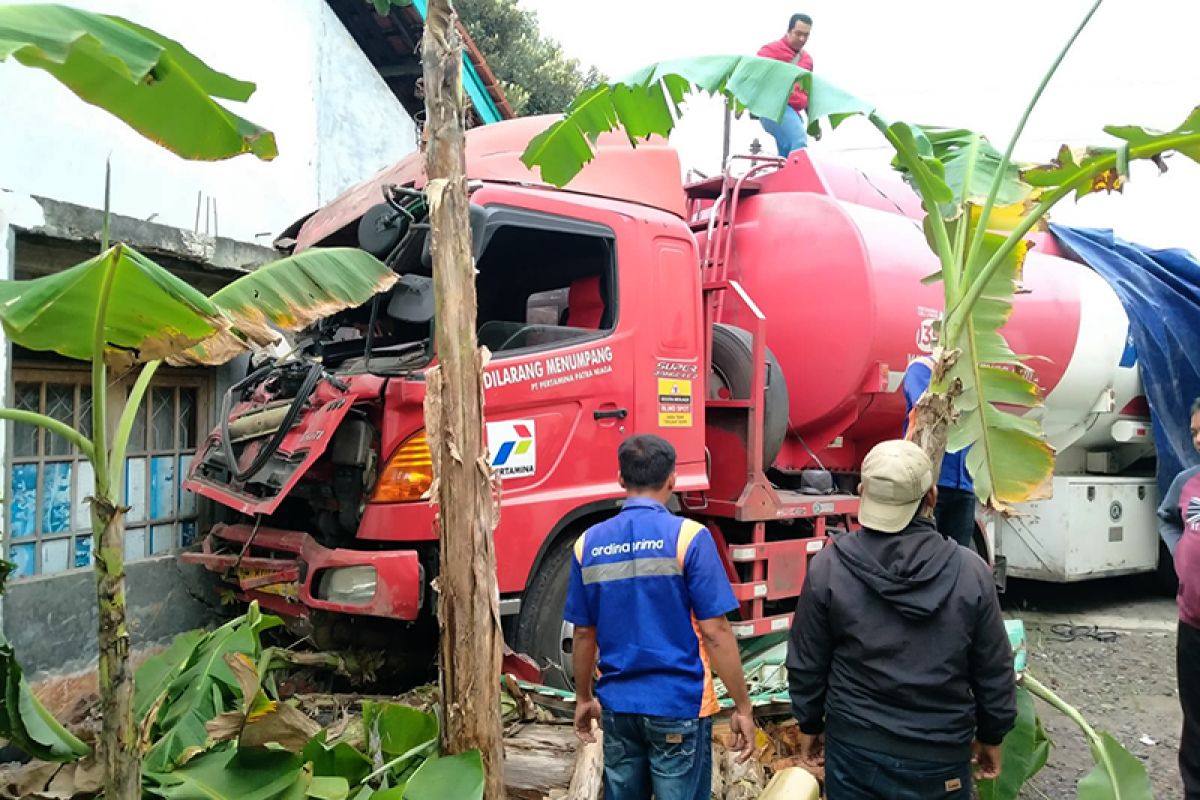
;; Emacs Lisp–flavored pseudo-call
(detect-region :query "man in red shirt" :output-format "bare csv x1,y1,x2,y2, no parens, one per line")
756,13,814,156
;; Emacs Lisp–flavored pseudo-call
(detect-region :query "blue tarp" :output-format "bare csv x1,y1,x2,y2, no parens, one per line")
1050,224,1200,497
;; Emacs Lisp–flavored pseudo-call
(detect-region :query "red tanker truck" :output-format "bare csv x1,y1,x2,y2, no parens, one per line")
182,116,1162,683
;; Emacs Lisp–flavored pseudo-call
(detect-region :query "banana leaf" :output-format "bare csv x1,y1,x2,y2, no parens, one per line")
0,628,90,762
174,248,399,366
1023,105,1200,200
400,751,484,800
0,244,396,369
520,54,874,186
0,243,223,369
141,605,281,773
976,686,1051,800
145,746,306,799
0,4,276,161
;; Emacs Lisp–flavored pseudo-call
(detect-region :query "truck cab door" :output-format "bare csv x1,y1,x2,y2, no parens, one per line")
465,196,633,591
636,231,707,494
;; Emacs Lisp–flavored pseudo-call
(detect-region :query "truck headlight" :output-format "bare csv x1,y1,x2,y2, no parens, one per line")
316,566,378,604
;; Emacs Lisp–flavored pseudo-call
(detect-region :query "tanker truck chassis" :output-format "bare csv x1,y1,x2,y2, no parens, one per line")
182,117,1167,685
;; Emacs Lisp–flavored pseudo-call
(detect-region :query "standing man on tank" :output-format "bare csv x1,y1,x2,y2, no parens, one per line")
787,439,1016,798
1156,398,1200,799
902,356,977,548
756,13,814,157
564,434,755,800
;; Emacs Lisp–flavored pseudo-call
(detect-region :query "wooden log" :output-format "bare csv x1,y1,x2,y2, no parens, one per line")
503,724,577,800
565,721,603,800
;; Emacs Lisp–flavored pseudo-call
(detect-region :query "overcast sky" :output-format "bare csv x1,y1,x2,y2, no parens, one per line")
516,0,1200,252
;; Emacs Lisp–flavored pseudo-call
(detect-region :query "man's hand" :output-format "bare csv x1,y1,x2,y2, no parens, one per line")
728,707,757,763
799,732,825,767
574,697,602,743
973,739,1003,780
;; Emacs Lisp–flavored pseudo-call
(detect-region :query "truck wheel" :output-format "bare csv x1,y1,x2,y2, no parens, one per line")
710,324,789,468
1155,539,1179,597
513,536,577,690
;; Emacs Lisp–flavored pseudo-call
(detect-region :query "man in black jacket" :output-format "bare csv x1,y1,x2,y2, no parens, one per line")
787,439,1016,799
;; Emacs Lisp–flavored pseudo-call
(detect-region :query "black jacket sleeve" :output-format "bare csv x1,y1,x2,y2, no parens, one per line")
787,553,834,735
967,561,1017,745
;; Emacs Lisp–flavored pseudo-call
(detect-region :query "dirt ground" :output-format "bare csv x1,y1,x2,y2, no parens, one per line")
1003,578,1183,798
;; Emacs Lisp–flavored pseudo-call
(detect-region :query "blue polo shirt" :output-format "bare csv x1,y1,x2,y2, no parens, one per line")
562,498,738,719
903,358,973,492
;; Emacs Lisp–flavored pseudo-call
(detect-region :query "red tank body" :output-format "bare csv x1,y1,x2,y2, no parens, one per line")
700,153,1090,473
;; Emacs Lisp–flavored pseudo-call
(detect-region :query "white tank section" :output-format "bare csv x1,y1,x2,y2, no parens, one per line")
1035,267,1148,469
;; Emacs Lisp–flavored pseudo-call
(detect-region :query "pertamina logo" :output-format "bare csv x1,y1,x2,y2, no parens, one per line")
486,420,537,478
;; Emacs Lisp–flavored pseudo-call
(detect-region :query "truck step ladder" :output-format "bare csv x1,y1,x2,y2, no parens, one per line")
685,159,861,639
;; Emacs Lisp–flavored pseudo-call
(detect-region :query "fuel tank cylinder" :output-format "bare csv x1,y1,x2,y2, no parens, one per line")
704,154,1144,471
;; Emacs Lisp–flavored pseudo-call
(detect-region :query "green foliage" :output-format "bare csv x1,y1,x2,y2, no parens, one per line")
175,247,400,366
363,701,438,771
453,0,604,116
146,746,307,799
0,3,276,161
304,732,373,787
0,243,222,369
370,0,413,13
1076,732,1156,800
521,54,873,186
0,244,396,370
1023,105,1200,199
132,611,484,800
1023,674,1153,800
139,604,282,773
402,751,484,800
977,686,1051,800
0,557,90,762
0,629,91,762
131,615,474,798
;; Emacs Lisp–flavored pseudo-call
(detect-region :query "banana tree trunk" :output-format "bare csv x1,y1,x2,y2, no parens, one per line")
906,349,959,479
421,1,505,797
92,493,139,799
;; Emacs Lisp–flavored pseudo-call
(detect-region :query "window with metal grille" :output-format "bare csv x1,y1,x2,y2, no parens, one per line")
6,368,210,578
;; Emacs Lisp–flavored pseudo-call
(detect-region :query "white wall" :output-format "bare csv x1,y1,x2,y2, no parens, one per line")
312,7,421,206
0,0,417,244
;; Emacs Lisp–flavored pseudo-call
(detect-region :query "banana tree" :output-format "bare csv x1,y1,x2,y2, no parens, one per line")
0,5,289,796
516,1,1198,796
0,207,395,797
518,5,1200,512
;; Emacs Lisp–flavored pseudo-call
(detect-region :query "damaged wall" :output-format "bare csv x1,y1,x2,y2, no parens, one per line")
0,195,273,677
2,558,221,680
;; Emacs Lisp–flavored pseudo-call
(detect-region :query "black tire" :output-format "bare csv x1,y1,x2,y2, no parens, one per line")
513,536,578,690
710,324,789,469
1156,538,1179,597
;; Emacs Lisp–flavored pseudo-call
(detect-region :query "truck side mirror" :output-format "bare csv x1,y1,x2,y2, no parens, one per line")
421,203,492,269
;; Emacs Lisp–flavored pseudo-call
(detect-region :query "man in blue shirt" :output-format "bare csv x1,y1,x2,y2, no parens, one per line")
903,357,977,548
564,434,755,800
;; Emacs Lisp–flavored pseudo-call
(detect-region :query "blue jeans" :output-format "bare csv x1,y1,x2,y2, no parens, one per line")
935,486,977,548
601,710,712,800
759,106,808,156
825,737,972,800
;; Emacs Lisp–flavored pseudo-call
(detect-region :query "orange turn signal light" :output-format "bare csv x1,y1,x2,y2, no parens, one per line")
371,430,434,503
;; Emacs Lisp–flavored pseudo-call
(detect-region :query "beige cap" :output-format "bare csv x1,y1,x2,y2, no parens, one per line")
858,440,935,533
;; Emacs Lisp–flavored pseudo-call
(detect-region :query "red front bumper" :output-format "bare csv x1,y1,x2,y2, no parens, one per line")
181,523,424,621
